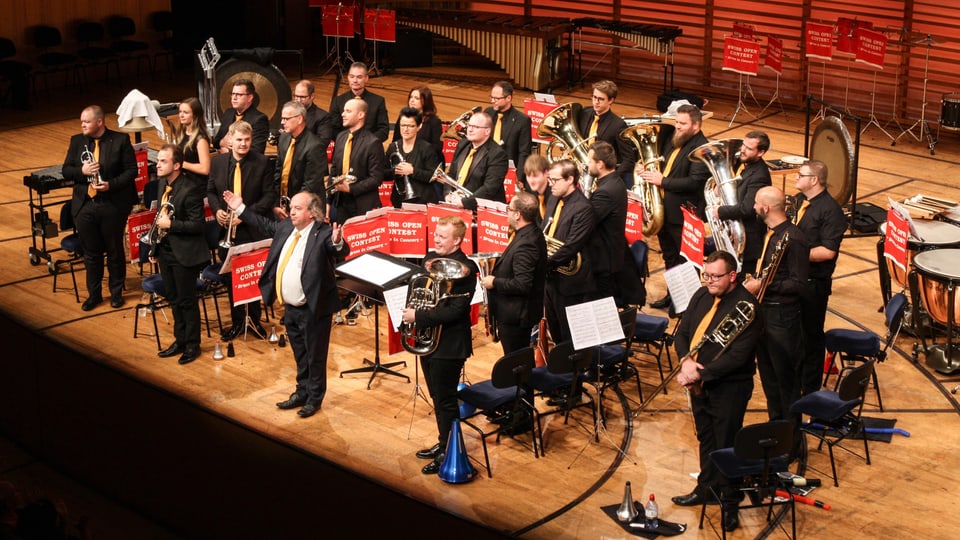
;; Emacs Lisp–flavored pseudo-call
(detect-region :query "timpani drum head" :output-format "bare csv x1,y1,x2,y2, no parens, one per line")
216,58,291,130
914,249,960,282
810,116,855,207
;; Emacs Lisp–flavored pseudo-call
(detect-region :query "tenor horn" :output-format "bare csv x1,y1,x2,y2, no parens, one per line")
620,123,666,236
536,102,596,197
471,252,500,341
443,106,482,141
690,139,746,263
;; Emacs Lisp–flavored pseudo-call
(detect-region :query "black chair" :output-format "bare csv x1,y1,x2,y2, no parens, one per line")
528,341,596,452
149,11,175,76
31,25,79,92
699,420,796,540
52,201,83,303
106,16,151,75
790,359,876,487
0,37,31,109
457,348,540,477
75,21,120,84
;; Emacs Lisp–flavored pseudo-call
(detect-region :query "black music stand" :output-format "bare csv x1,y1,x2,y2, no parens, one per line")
337,251,422,389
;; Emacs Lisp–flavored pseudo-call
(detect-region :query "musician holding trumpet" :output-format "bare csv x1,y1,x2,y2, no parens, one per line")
384,107,440,206
328,97,385,224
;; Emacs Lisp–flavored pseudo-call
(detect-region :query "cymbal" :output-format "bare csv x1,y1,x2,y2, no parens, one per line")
906,32,940,45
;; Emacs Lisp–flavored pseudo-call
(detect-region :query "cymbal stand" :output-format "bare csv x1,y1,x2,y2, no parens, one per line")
895,36,938,155
395,354,432,439
728,73,759,127
760,70,787,117
884,40,907,136
809,62,828,123
861,70,895,142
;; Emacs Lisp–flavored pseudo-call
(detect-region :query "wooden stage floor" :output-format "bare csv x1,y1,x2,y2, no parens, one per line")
2,67,960,538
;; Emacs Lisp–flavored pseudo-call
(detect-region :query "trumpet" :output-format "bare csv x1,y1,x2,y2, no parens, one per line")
81,144,103,186
140,202,175,246
471,252,500,341
442,106,482,141
430,164,474,200
325,174,357,197
390,141,416,201
219,209,237,249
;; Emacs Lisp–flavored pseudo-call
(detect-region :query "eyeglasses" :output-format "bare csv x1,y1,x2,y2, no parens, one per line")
399,124,418,129
506,206,518,213
280,116,298,122
797,173,817,179
489,95,507,102
547,176,568,185
293,95,311,99
231,92,250,97
702,271,734,282
467,124,489,130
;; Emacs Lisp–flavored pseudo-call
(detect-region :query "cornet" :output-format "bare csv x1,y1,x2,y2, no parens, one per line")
390,141,416,201
140,202,175,246
219,209,237,249
81,144,103,186
430,164,474,200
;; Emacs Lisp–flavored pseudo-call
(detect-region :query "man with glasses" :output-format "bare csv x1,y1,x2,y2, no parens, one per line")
792,160,846,396
484,81,532,190
273,100,327,220
672,250,762,534
481,191,547,354
578,80,636,184
212,79,270,154
293,79,333,146
329,62,389,142
444,112,509,211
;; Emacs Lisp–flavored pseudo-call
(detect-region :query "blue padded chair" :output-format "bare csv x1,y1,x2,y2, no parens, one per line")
52,201,83,303
133,273,169,350
528,341,596,451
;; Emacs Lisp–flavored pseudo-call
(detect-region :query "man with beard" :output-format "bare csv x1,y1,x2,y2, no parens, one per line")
639,104,710,310
585,141,627,299
293,79,334,146
212,79,270,155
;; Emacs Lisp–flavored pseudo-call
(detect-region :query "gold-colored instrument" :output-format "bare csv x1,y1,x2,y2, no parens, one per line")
621,122,665,236
80,144,103,186
691,139,746,264
752,232,789,304
536,102,596,197
280,195,291,213
140,202,175,246
390,141,416,201
430,163,474,200
325,174,357,197
472,252,500,341
399,257,475,356
442,106,481,141
542,216,581,276
219,209,238,249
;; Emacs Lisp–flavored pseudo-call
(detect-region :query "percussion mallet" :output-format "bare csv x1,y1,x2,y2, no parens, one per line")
776,490,831,511
952,384,960,394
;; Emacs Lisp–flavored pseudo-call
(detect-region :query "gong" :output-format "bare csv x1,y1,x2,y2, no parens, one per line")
215,58,291,130
809,116,855,206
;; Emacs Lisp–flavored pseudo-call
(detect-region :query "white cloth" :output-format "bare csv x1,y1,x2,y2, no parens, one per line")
116,89,165,139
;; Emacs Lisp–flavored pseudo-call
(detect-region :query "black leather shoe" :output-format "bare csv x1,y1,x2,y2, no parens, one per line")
110,294,125,308
723,508,740,532
671,491,717,507
276,394,307,410
157,342,183,358
297,402,320,418
416,444,442,460
81,296,102,311
421,454,444,474
650,294,672,309
178,346,200,365
221,325,241,341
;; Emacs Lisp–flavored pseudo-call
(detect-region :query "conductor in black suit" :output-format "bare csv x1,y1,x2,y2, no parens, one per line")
62,105,138,311
585,141,627,300
275,100,328,219
150,144,209,366
485,81,532,190
444,112,509,211
329,97,385,224
212,79,270,155
294,79,334,146
577,80,636,182
329,62,390,142
481,191,547,354
402,216,479,475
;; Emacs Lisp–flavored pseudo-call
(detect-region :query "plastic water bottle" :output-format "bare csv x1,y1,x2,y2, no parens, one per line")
645,493,659,529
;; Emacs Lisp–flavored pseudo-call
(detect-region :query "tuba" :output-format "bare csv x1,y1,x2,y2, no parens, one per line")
620,122,666,236
537,102,596,197
399,257,475,355
140,202,175,246
443,106,482,141
430,163,474,200
690,139,746,265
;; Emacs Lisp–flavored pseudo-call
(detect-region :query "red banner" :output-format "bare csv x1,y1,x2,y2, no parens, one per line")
765,36,784,76
806,22,834,61
387,209,428,257
475,206,509,254
625,192,644,244
442,138,458,166
379,180,394,208
856,27,887,70
326,140,335,163
504,166,517,203
722,36,760,76
342,214,389,260
732,22,754,40
363,8,396,42
680,206,705,269
127,209,155,263
837,18,872,54
883,208,909,273
523,99,560,144
426,204,474,255
321,4,356,38
134,144,149,197
231,248,269,306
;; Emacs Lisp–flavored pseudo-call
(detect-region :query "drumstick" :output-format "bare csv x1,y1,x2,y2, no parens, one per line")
776,490,831,510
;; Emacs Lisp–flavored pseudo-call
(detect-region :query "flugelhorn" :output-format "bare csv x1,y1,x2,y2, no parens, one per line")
690,139,746,265
536,102,595,197
621,122,666,236
390,141,416,201
471,252,500,341
442,106,482,141
219,209,237,249
140,202,175,246
400,257,474,355
430,163,474,200
80,144,103,186
325,174,357,197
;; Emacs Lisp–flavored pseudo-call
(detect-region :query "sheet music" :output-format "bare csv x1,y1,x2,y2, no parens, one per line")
533,92,557,104
338,255,411,287
664,261,703,314
565,296,624,351
888,197,920,240
383,285,409,330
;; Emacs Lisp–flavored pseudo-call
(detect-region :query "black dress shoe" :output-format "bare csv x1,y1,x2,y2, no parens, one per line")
650,294,672,309
671,491,717,507
178,346,200,365
297,402,320,418
221,325,241,341
81,296,102,311
157,342,184,358
416,444,442,460
421,454,444,474
723,508,740,532
110,294,125,308
276,394,307,410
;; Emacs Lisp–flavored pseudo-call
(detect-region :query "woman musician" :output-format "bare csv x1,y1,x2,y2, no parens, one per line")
385,107,440,207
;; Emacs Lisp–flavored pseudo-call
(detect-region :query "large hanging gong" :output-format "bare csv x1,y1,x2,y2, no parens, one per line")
809,116,856,206
215,57,291,130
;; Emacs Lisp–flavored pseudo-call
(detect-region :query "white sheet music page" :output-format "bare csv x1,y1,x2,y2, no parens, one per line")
664,261,703,314
565,296,624,351
337,255,410,287
383,285,409,330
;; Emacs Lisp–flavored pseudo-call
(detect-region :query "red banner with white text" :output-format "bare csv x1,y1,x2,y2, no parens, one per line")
231,248,269,306
680,206,705,269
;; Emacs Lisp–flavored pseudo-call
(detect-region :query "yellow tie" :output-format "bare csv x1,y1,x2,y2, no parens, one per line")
662,147,681,176
457,147,477,185
275,230,301,305
588,115,599,139
689,297,721,360
87,139,100,198
755,228,774,275
235,113,243,123
538,194,546,220
795,199,810,226
493,112,504,143
341,132,353,176
160,184,172,207
232,161,242,196
281,136,296,196
546,199,564,236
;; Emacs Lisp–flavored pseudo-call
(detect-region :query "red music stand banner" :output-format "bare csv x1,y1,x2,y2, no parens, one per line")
127,209,155,263
680,206,705,269
133,142,149,197
342,214,389,260
378,181,394,208
732,23,755,40
504,167,517,203
524,99,561,144
476,205,509,254
837,18,872,54
856,27,887,70
765,36,784,76
321,3,356,38
231,248,269,306
721,37,760,76
426,204,474,255
883,207,909,273
387,208,428,257
806,22,834,61
625,192,644,244
442,138,458,166
363,8,396,43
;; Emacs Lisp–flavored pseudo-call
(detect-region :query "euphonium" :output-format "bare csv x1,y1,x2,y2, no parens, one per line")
140,202,175,246
542,217,581,276
442,106,482,140
325,174,357,197
620,122,666,236
399,257,474,355
536,102,596,197
690,139,746,264
430,163,474,199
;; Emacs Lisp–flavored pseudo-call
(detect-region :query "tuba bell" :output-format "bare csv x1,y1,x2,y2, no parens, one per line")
690,139,746,265
620,122,666,237
537,102,596,197
399,257,475,356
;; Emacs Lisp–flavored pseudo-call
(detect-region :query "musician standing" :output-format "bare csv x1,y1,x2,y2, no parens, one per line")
743,187,809,428
328,97,385,224
793,160,846,396
484,81,532,190
224,190,348,418
274,100,327,219
212,79,270,155
577,80,636,182
672,250,761,533
402,216,479,475
293,79,334,146
62,105,138,311
641,104,710,310
481,192,547,354
392,86,444,163
150,144,209,365
207,121,276,340
444,112,509,211
585,141,627,300
329,62,390,142
542,159,596,344
386,107,440,206
173,97,211,178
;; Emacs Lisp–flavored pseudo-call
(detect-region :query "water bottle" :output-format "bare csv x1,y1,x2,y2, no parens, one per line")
645,493,659,529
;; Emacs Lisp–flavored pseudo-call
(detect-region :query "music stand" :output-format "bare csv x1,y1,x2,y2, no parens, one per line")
894,34,938,155
321,3,356,78
337,251,422,389
363,8,396,78
221,241,272,341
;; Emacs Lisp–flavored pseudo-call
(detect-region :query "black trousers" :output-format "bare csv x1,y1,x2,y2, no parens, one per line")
421,356,465,450
799,278,832,396
157,244,204,349
284,304,333,406
756,302,804,424
75,199,131,299
691,378,754,498
544,282,588,345
497,321,534,355
657,222,685,269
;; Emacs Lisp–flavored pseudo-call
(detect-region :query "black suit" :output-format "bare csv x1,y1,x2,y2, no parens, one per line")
485,105,532,189
240,211,349,406
576,108,637,180
384,138,440,206
275,129,328,203
154,171,209,350
212,106,270,155
657,131,710,268
392,114,444,164
447,138,509,211
329,89,390,142
588,172,627,299
305,103,334,147
489,224,547,353
62,128,138,300
543,189,595,343
717,158,771,272
329,127,385,223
